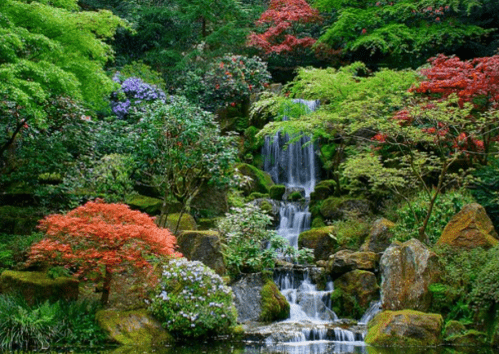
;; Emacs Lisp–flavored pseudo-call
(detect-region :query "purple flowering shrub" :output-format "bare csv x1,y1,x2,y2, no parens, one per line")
111,75,167,120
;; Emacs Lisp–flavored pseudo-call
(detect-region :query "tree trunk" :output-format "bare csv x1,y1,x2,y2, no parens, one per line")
100,265,112,305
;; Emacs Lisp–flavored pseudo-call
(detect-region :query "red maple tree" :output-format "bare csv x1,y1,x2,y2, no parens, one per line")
27,200,181,304
412,54,499,110
247,0,320,54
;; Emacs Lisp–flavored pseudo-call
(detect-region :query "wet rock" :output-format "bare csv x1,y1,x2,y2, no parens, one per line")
365,310,443,346
296,292,336,321
360,218,396,253
331,270,379,319
327,250,378,277
177,230,225,275
96,309,173,346
298,226,336,261
437,203,498,249
0,270,78,306
380,239,441,312
231,273,287,323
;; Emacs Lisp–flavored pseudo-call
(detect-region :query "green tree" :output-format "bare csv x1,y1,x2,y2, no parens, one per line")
0,0,124,175
131,98,238,232
313,0,496,68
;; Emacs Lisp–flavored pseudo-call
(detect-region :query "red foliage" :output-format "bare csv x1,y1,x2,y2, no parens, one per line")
26,200,181,303
412,54,499,109
248,0,320,54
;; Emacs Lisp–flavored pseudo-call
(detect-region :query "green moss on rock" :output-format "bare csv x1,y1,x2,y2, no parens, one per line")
0,270,78,305
269,185,286,201
156,213,197,234
259,280,290,322
96,309,174,346
298,226,336,261
287,191,305,202
234,163,274,196
177,230,226,275
125,195,163,215
365,310,443,347
245,192,270,202
445,330,488,346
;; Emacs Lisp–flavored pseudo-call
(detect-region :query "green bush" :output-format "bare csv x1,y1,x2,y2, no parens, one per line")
472,246,499,311
149,258,237,341
0,295,106,350
217,204,312,275
389,189,475,245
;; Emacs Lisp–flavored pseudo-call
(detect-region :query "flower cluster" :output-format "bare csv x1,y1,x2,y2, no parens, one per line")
111,75,167,120
148,258,237,340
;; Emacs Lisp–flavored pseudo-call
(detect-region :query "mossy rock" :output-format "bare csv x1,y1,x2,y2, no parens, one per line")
310,180,335,202
320,197,372,221
96,309,174,346
125,195,163,215
269,185,286,201
245,192,270,202
360,218,396,253
0,270,78,306
197,217,220,230
298,226,336,261
437,203,498,249
191,184,229,217
365,310,443,347
156,213,197,234
331,270,379,319
445,330,488,346
177,230,226,275
287,191,305,202
0,206,45,235
259,280,290,322
234,163,274,196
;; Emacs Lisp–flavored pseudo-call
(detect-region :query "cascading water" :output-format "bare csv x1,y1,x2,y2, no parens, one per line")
258,99,368,353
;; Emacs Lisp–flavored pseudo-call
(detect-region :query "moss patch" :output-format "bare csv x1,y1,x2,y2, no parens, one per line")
0,270,78,305
125,195,163,215
259,280,290,322
269,185,286,201
96,309,174,346
298,226,336,261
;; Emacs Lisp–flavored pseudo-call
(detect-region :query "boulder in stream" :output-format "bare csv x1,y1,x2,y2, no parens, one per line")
365,310,443,346
298,226,336,261
327,249,378,277
360,218,396,253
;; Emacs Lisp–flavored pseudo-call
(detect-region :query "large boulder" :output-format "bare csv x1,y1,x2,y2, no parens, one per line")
269,184,286,201
191,184,229,217
330,270,379,319
231,273,289,323
234,163,274,196
327,250,378,277
365,310,443,346
96,309,174,346
360,218,396,253
437,203,498,249
0,270,78,305
380,239,440,312
176,230,226,275
298,226,336,261
309,180,335,203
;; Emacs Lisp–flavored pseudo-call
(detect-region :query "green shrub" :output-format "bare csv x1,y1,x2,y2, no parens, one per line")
149,258,237,341
217,204,312,275
472,246,499,311
389,189,475,245
331,218,369,251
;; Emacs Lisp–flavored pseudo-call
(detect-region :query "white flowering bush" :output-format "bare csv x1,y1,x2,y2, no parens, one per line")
148,258,237,340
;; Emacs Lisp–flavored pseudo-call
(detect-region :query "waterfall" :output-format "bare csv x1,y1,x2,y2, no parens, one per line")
258,99,367,353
